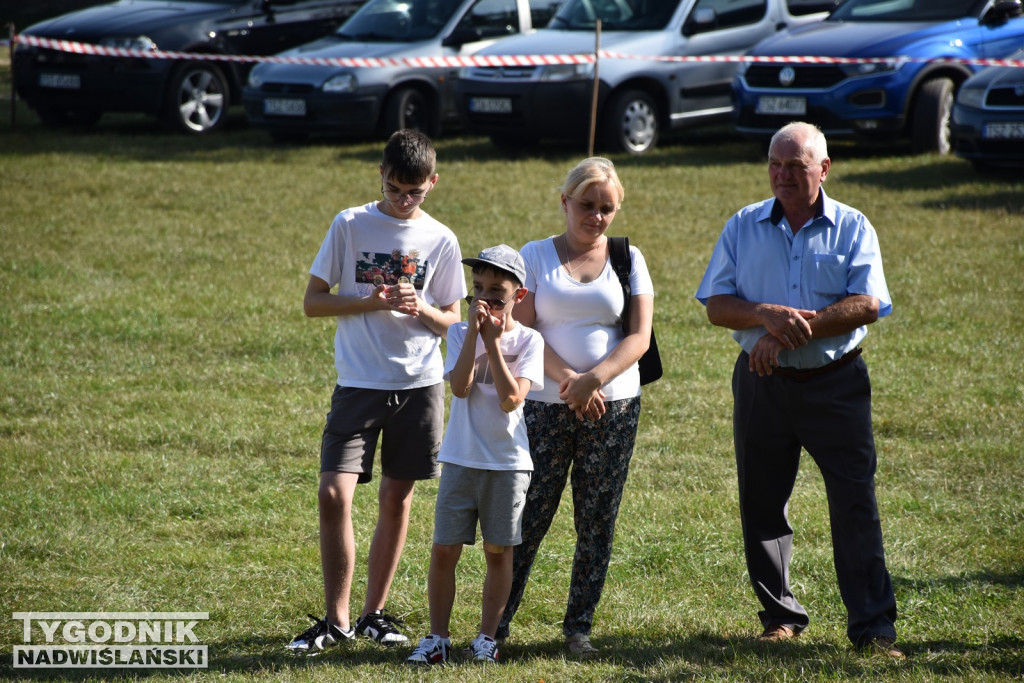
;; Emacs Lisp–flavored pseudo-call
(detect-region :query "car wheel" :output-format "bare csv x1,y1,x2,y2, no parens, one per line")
383,87,437,138
911,77,954,155
603,89,659,154
163,62,230,134
35,106,102,128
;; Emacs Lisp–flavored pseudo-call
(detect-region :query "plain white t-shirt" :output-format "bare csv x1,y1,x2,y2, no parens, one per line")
310,202,466,389
439,321,545,471
521,236,654,403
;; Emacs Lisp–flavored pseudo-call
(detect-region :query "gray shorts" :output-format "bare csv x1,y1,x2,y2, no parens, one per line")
320,384,443,484
433,463,531,547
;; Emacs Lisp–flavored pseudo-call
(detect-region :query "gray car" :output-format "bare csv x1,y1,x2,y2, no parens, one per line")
455,0,833,153
242,0,562,141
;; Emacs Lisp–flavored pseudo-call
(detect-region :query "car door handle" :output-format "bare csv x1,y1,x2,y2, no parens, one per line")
775,22,788,31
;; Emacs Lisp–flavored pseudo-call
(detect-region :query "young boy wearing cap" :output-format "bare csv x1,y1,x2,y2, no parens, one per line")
406,245,545,666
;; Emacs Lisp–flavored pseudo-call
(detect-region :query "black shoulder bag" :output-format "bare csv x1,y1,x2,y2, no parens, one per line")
608,236,662,386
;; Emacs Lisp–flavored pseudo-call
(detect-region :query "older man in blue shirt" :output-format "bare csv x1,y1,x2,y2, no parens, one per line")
695,122,903,660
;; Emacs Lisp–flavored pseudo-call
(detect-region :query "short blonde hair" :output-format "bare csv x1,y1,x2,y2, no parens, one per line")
561,157,624,206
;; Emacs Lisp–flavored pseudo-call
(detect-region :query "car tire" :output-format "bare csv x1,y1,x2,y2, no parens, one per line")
383,87,438,138
163,62,230,134
602,89,659,155
35,106,102,128
911,77,954,155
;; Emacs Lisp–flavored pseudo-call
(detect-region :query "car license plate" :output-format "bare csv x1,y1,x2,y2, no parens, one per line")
983,121,1024,139
469,97,512,114
756,96,806,115
39,73,81,90
264,98,307,117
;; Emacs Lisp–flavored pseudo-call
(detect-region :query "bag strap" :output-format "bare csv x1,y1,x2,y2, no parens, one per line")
608,236,631,335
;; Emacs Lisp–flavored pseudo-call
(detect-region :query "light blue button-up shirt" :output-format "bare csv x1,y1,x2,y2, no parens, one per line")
695,189,891,369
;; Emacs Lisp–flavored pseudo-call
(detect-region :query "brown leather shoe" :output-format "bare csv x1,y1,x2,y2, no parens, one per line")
758,624,796,641
862,636,906,661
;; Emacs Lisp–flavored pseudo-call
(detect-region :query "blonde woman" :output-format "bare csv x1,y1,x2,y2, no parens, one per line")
499,157,654,657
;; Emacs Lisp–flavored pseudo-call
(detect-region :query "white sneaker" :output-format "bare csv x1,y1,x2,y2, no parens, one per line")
406,634,451,666
470,634,499,663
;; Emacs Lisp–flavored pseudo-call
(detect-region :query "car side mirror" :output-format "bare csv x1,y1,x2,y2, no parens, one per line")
682,8,716,37
984,0,1023,24
442,27,483,47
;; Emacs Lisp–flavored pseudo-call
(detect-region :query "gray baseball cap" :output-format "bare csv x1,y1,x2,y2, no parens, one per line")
462,244,526,285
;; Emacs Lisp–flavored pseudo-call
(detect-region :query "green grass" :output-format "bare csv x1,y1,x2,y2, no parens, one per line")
1,60,1023,680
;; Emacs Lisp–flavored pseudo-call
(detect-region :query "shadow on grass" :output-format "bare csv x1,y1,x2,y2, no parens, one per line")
4,629,1022,679
894,566,1024,590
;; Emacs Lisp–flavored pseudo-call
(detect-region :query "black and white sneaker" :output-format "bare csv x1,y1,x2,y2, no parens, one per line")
355,609,409,647
285,614,354,656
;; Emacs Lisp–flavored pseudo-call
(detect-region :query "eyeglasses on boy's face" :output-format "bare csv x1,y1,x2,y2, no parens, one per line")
380,180,430,205
464,292,518,310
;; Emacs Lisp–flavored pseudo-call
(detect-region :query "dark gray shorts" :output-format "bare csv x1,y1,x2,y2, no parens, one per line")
320,384,443,484
433,463,531,547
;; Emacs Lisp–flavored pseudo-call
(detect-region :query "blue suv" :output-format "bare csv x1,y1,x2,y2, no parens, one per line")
732,0,1024,154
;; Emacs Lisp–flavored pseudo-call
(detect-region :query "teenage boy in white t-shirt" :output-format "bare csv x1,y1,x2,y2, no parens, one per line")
287,130,466,655
406,245,544,666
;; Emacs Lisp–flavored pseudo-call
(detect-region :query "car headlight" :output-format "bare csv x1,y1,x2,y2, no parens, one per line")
539,62,593,82
100,36,156,51
323,73,357,93
838,59,902,77
247,69,264,88
956,85,985,109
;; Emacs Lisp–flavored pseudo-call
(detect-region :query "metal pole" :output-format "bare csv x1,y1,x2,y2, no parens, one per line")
7,24,14,130
587,19,601,157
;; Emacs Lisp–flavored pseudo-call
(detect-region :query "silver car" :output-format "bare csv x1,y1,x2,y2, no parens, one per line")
456,0,832,153
243,0,562,141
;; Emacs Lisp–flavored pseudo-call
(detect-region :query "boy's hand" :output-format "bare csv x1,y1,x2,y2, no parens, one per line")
374,283,419,316
478,307,505,345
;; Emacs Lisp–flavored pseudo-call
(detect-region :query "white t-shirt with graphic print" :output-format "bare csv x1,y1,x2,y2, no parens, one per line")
310,201,466,390
439,321,545,471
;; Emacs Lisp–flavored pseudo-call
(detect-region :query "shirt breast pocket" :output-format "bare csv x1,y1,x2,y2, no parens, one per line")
811,254,847,299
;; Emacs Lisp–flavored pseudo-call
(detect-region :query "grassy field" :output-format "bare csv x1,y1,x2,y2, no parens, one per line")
2,58,1023,681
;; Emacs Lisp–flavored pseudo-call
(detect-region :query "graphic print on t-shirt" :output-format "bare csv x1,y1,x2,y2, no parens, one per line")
355,249,427,292
474,353,518,387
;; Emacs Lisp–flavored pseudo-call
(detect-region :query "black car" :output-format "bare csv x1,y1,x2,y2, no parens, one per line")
951,48,1024,168
13,0,365,133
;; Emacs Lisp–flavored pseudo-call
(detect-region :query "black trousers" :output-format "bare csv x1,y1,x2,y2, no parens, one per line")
732,351,898,645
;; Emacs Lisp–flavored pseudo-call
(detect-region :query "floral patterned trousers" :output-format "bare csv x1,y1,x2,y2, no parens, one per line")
498,396,642,638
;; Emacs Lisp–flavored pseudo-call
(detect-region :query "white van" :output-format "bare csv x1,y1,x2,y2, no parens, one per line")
456,0,833,153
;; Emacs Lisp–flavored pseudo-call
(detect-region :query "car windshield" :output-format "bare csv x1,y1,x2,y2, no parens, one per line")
336,0,465,41
829,0,982,22
548,0,680,31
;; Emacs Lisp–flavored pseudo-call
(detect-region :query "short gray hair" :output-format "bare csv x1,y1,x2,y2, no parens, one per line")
769,122,828,163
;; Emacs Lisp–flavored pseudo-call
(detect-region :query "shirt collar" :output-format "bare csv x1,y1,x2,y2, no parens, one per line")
763,188,836,228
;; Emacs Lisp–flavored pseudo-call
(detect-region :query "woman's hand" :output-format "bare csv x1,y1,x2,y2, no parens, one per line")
560,372,606,421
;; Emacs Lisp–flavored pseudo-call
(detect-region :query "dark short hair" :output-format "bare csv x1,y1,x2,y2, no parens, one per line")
381,130,436,185
471,262,522,288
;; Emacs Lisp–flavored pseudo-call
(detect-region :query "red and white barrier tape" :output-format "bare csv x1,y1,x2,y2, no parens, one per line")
12,34,1024,69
